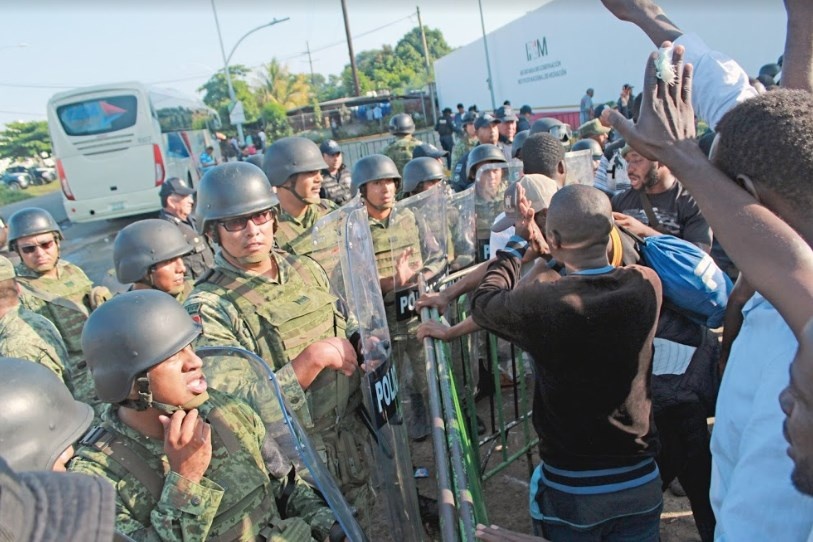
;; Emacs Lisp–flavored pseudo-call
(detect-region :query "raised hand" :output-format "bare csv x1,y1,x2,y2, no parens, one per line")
159,409,212,484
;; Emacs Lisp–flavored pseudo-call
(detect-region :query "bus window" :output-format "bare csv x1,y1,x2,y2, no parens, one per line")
56,95,138,136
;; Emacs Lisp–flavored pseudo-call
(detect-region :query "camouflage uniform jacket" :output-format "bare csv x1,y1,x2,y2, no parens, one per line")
382,135,423,177
69,389,336,541
450,135,478,177
184,251,359,429
158,209,215,281
320,165,352,205
0,304,69,384
275,200,338,258
15,260,99,410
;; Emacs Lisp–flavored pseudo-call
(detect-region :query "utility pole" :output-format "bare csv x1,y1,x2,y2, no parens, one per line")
340,0,361,96
416,6,437,126
478,0,497,111
305,41,316,87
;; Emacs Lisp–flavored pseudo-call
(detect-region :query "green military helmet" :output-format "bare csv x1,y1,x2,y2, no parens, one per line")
0,357,93,471
262,137,327,187
7,207,63,250
113,219,194,284
402,157,445,194
350,154,401,197
512,130,530,159
388,113,415,136
466,143,507,180
245,153,265,169
82,289,201,404
195,162,278,234
571,138,603,160
530,117,572,146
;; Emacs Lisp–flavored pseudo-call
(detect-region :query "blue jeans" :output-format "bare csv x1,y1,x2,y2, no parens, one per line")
535,501,663,542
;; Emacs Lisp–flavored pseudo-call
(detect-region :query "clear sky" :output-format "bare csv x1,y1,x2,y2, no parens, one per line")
0,0,538,127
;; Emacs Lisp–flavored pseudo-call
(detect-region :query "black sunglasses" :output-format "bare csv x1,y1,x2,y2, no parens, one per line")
19,239,56,254
219,209,274,232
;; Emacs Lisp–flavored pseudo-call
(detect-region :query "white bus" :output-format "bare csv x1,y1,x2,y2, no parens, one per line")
47,82,222,223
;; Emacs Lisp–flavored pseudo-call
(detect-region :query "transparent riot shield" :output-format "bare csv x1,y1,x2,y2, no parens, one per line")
474,163,519,263
565,148,595,186
448,186,476,272
196,346,368,542
339,205,425,542
310,207,349,301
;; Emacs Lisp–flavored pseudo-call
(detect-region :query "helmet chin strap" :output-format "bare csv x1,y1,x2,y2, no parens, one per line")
280,179,321,206
125,375,210,415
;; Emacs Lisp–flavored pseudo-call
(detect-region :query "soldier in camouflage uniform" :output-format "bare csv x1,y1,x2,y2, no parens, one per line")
318,140,352,205
183,162,374,528
70,290,342,541
8,208,110,415
381,113,423,177
262,137,339,264
113,219,196,303
351,154,446,441
0,256,70,386
450,111,479,184
0,357,93,472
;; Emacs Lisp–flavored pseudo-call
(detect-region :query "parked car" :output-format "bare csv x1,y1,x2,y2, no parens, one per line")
5,165,55,185
1,170,32,190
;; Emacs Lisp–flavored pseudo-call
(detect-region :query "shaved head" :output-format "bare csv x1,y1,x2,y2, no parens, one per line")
546,185,613,248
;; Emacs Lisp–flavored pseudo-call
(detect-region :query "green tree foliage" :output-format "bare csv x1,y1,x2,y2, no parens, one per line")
197,65,260,129
0,121,52,161
261,102,293,142
256,59,312,110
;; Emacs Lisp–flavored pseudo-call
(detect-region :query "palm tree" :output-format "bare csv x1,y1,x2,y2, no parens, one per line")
255,59,312,110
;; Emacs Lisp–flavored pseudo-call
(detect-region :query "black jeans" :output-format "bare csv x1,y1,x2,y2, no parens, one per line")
655,402,716,542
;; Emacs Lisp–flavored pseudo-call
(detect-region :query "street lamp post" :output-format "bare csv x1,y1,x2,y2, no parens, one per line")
210,0,289,144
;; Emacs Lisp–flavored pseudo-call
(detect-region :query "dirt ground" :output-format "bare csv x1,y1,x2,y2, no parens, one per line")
366,380,701,541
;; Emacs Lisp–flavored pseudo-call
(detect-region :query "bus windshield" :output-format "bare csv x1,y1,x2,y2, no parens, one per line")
56,95,139,137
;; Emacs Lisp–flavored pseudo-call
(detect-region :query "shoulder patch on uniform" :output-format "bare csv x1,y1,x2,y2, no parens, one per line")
185,302,203,325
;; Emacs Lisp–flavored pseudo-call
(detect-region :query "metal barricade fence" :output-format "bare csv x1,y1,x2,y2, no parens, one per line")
418,266,539,541
338,129,441,169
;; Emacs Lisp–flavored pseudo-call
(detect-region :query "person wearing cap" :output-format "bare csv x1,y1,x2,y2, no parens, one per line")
453,103,466,135
113,219,196,302
518,105,534,132
199,145,217,172
0,455,117,542
435,107,455,168
382,113,424,177
580,88,595,125
475,113,501,147
496,105,519,161
578,118,612,150
451,111,479,177
9,207,109,416
70,290,343,541
319,139,351,205
158,177,214,281
411,142,450,185
611,144,711,252
618,83,635,119
184,162,375,526
0,256,70,388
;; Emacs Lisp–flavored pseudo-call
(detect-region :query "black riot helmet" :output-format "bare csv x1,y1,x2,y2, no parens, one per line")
512,130,530,159
388,113,416,136
0,357,93,471
530,117,573,147
402,157,445,194
571,138,603,160
194,162,278,236
350,154,401,197
7,207,62,250
82,290,202,408
466,144,507,180
113,219,194,284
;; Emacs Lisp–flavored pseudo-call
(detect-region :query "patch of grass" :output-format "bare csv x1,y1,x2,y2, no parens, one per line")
0,181,60,206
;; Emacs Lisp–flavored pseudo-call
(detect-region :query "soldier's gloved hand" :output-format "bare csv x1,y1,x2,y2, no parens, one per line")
159,409,212,484
88,285,113,309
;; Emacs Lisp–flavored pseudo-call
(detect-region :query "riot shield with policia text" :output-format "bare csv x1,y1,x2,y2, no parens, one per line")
474,163,519,263
339,205,425,542
196,346,368,542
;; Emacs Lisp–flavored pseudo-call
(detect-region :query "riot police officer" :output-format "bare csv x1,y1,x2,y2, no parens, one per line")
184,162,374,525
71,290,343,541
530,117,573,149
381,113,423,176
113,219,196,302
8,207,109,414
158,177,214,280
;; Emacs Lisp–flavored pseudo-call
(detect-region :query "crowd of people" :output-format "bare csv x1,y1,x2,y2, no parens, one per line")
1,0,812,540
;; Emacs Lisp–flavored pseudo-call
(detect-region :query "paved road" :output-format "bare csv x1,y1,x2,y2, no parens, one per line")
1,190,150,292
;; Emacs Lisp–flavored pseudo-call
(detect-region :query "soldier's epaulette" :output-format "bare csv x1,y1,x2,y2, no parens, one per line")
194,267,217,286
